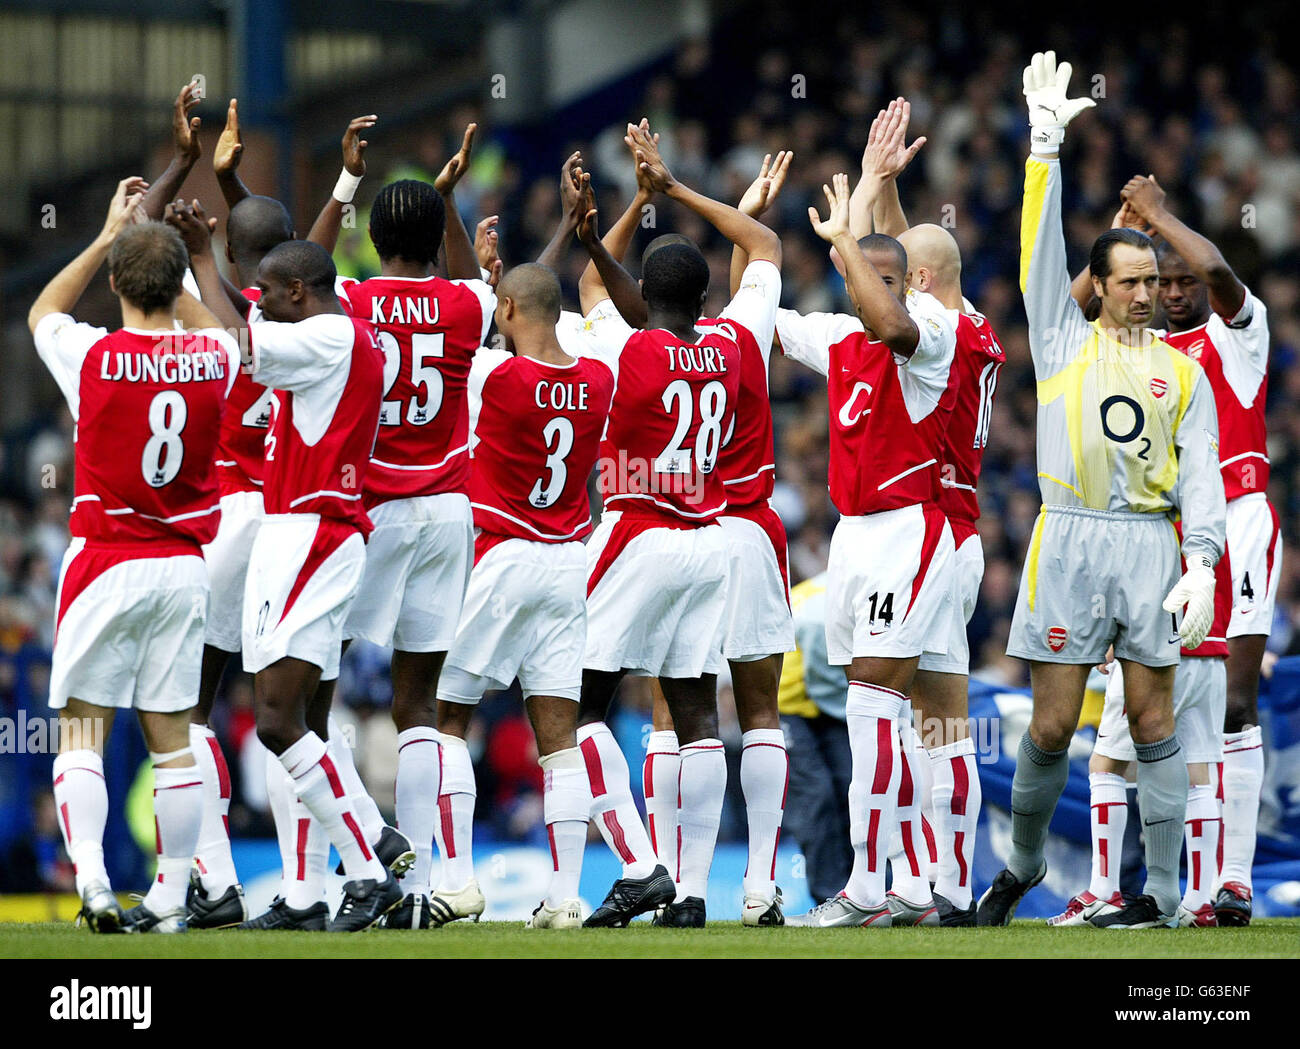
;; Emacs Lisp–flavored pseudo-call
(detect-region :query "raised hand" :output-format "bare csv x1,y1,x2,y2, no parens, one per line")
213,99,242,176
1111,199,1153,236
435,123,476,196
164,198,217,256
624,117,661,195
1120,174,1168,225
1022,50,1096,152
172,81,202,166
626,120,675,194
575,176,600,247
738,150,793,218
474,215,502,287
862,98,926,182
807,172,852,244
343,114,377,177
101,177,149,241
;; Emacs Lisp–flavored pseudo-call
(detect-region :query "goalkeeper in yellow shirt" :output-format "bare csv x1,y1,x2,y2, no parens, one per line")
978,52,1226,928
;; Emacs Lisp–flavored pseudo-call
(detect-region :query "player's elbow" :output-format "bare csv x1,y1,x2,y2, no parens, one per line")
878,317,919,356
27,302,50,334
749,228,781,269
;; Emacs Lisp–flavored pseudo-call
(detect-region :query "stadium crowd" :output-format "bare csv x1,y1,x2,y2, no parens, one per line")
1,3,1297,893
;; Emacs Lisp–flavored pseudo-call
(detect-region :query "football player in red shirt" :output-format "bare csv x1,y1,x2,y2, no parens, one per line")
174,202,400,931
566,126,783,927
30,179,240,933
776,175,960,927
850,99,1007,926
339,126,498,927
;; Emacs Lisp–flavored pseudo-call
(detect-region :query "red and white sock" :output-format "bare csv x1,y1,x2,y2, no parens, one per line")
142,758,204,914
52,749,110,895
1182,783,1221,911
266,754,327,909
843,682,904,909
889,707,933,904
676,738,726,901
740,728,788,901
189,724,238,895
929,736,981,909
326,713,386,846
395,726,442,893
540,747,589,906
578,721,658,879
1218,726,1263,892
1087,772,1128,901
434,734,476,890
279,731,385,882
643,730,680,880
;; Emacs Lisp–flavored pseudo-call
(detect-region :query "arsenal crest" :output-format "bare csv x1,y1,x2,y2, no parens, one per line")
1046,626,1069,653
1149,377,1168,399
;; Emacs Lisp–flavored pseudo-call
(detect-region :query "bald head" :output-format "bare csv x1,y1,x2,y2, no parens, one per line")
228,196,293,258
497,263,562,322
898,223,961,301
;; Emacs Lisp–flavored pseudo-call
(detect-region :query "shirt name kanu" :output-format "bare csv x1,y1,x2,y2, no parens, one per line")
50,981,152,1030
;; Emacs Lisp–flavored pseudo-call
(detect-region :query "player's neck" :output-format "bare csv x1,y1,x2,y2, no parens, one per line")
646,306,700,343
513,329,573,366
380,258,433,279
120,303,177,332
298,295,347,320
931,281,964,312
1168,308,1209,334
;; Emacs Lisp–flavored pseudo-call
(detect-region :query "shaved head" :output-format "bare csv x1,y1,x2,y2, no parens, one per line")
227,195,293,258
898,223,961,293
642,233,694,269
497,263,562,322
260,240,337,295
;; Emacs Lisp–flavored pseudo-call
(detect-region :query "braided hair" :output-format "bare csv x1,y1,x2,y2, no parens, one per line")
369,179,446,267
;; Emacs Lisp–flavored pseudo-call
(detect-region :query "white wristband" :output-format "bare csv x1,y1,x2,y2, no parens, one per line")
333,169,363,204
1030,125,1064,154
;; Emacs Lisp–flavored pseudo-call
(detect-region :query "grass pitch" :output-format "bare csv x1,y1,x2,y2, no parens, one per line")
4,919,1297,959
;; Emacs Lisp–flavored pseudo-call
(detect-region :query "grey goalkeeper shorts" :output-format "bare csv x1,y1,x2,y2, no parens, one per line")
1007,504,1182,667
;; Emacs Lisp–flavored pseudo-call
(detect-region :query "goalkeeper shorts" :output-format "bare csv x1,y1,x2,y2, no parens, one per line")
1007,504,1182,667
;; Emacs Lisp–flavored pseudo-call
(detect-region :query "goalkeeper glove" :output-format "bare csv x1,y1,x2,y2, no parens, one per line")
1162,554,1217,651
1022,50,1096,154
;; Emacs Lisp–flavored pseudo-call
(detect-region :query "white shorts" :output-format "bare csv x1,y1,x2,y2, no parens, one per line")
1094,657,1226,765
344,493,473,652
917,527,983,675
243,515,366,680
202,490,265,652
1225,493,1281,638
720,511,795,662
50,540,208,713
584,511,729,679
438,538,587,703
825,503,956,665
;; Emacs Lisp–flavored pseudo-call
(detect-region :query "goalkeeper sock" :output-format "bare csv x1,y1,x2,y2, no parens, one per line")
1007,733,1069,883
1135,734,1187,916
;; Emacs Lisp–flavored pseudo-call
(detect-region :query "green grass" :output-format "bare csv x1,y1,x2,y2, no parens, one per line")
3,919,1298,959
